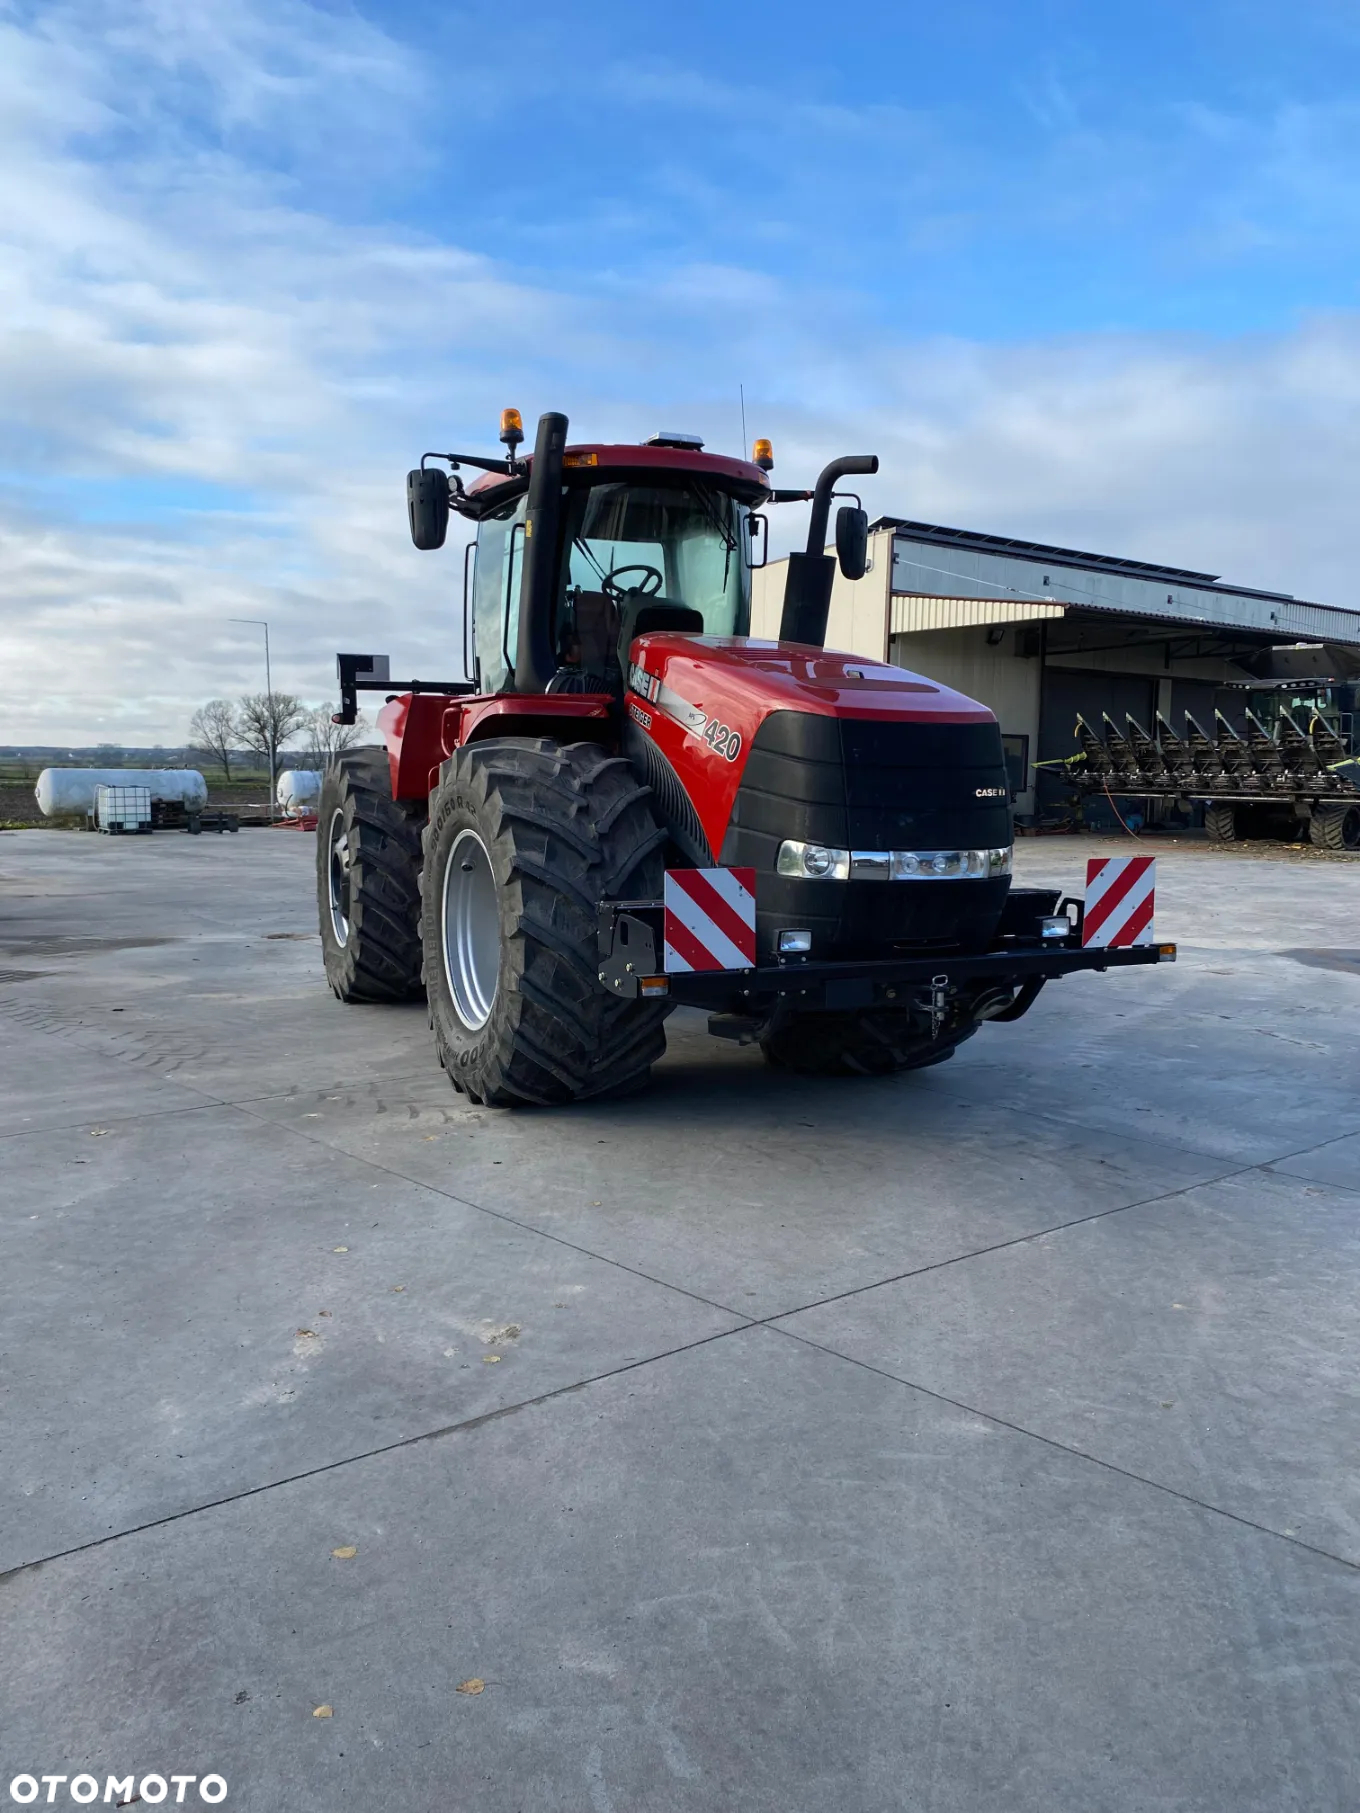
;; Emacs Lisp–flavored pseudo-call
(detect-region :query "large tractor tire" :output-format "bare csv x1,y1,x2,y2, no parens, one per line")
422,737,670,1106
317,751,426,1002
1203,803,1237,842
760,1010,978,1078
1309,803,1360,850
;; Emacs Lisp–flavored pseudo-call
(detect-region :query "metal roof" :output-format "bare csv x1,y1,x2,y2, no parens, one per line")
870,516,1229,588
876,516,1360,645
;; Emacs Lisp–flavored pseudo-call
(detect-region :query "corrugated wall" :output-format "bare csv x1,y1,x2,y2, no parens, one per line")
890,596,1065,635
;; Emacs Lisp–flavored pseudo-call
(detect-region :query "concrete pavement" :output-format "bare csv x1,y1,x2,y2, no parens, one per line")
2,827,1358,1810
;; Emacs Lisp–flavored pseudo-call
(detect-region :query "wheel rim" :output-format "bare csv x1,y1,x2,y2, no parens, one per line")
327,809,351,946
442,828,500,1031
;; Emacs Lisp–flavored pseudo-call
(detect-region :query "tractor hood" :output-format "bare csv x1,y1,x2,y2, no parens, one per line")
626,635,997,726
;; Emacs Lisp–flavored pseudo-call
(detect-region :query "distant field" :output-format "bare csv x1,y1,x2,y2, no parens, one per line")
0,761,276,828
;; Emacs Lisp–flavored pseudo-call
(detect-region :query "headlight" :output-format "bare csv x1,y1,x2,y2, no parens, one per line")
778,841,1013,881
777,840,851,880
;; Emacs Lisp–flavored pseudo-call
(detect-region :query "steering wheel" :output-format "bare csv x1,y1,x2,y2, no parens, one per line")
602,564,663,602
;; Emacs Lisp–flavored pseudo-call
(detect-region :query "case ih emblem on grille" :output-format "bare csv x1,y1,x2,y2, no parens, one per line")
1082,856,1156,948
663,867,757,973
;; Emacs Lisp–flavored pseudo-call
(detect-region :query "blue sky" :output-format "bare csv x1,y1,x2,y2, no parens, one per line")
3,0,1360,740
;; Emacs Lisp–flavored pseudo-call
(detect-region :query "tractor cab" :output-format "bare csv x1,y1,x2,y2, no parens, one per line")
468,467,756,697
448,426,775,700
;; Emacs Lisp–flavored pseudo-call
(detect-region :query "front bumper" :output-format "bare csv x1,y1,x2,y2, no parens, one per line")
597,896,1175,1014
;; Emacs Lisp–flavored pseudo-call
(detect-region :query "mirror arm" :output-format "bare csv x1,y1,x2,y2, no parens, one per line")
420,450,526,477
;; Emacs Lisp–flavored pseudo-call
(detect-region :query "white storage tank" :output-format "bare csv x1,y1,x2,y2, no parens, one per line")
277,770,323,816
34,769,209,818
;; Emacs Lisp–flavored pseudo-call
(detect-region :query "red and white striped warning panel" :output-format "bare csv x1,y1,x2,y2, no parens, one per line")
1083,856,1156,948
663,867,757,973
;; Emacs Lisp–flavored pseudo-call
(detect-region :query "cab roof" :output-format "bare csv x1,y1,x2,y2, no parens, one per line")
458,443,771,519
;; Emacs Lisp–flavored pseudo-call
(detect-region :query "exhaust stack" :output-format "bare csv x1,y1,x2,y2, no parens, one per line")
515,411,569,693
778,454,878,648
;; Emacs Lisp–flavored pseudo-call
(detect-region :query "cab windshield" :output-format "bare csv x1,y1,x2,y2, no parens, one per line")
560,481,748,641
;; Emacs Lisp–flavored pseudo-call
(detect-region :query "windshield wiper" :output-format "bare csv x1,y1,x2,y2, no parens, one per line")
689,483,736,593
573,535,610,585
690,482,737,554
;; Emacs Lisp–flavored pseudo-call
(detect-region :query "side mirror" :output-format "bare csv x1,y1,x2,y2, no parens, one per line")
745,512,769,569
835,505,869,581
407,468,449,550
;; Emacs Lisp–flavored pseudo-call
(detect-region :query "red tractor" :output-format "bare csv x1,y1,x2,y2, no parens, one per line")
317,410,1172,1105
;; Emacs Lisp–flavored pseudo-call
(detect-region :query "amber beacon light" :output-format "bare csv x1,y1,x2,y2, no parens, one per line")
752,437,774,471
499,408,524,456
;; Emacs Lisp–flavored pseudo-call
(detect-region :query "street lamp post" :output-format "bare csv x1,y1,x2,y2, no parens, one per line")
230,617,275,819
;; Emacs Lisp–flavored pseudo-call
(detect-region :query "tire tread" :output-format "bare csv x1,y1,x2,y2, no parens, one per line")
423,737,669,1105
317,751,425,1003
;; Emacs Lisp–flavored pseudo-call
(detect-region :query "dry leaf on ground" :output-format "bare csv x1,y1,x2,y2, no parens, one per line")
331,1546,357,1560
456,1679,485,1695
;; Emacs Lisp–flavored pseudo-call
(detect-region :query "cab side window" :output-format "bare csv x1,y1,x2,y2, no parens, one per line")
471,496,527,694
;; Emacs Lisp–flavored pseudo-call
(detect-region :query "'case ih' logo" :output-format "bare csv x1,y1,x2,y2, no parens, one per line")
627,662,661,704
975,786,1006,798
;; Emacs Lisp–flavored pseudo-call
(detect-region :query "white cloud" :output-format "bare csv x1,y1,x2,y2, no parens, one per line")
2,0,1360,744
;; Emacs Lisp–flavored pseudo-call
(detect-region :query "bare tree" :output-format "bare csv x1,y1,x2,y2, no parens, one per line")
237,691,308,779
302,703,368,767
188,699,240,782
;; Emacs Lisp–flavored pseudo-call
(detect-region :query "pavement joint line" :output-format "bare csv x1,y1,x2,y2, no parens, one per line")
748,1162,1259,1325
227,1101,1268,1331
0,1322,754,1583
1257,1166,1360,1201
908,1060,1360,1171
0,1098,230,1142
225,1096,753,1322
1247,1126,1360,1194
762,1322,1360,1575
16,1304,1350,1585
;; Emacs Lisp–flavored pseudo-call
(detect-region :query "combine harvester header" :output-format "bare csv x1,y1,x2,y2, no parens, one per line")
1067,710,1360,849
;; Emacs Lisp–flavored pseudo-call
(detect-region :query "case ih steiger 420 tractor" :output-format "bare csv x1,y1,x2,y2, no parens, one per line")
317,409,1174,1106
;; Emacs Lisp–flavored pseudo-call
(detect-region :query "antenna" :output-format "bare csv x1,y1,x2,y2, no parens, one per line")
739,384,747,460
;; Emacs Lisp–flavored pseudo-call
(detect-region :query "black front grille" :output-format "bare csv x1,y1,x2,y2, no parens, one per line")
719,710,1013,959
